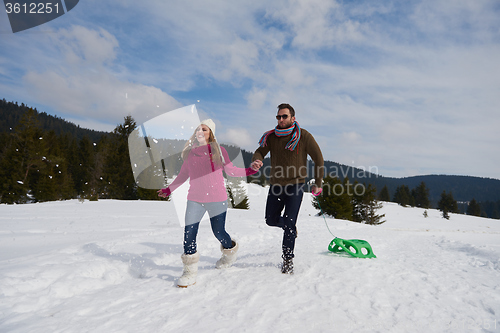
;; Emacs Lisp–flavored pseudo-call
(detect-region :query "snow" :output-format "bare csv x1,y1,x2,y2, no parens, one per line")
1,184,499,332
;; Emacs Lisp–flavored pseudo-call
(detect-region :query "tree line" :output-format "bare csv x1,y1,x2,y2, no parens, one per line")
378,182,498,219
0,108,161,203
1,99,105,142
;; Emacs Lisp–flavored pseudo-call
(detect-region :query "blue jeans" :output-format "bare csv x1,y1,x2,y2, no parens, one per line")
183,200,232,255
265,183,304,260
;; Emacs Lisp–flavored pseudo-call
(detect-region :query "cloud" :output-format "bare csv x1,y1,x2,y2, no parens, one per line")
21,25,182,128
119,0,499,178
2,0,499,178
263,0,365,50
116,0,283,88
341,131,362,145
211,37,261,82
411,0,500,42
55,25,119,66
246,88,268,110
218,128,254,150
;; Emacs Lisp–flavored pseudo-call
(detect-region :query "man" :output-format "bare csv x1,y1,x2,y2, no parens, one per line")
251,103,324,274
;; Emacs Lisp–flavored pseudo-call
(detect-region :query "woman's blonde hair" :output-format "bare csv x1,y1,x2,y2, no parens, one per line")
181,125,223,167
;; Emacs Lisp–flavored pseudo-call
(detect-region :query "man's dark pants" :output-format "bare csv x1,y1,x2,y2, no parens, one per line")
265,183,304,260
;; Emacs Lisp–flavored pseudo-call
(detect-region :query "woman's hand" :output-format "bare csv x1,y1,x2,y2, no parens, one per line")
157,189,169,198
251,160,263,171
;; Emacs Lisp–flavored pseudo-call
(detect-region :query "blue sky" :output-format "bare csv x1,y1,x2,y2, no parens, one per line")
1,0,499,179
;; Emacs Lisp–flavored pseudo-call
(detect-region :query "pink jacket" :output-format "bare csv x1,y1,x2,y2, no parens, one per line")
161,145,257,202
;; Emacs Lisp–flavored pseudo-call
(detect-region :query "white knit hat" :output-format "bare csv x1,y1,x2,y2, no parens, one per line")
199,119,225,164
200,119,216,135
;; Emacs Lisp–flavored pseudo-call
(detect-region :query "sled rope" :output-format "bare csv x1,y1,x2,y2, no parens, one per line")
316,199,336,238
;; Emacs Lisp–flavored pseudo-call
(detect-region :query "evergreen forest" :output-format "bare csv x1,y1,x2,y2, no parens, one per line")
0,99,160,203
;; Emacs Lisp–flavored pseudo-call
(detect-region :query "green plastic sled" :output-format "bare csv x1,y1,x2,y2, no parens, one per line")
328,237,376,258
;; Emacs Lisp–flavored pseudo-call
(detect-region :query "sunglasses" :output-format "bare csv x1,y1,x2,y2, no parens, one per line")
276,114,290,120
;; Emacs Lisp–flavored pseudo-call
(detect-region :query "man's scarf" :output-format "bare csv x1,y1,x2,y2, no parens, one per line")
258,122,301,151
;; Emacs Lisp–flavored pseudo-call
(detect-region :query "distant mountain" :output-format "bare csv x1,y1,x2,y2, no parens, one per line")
317,160,500,204
0,98,108,142
238,152,500,205
386,175,500,203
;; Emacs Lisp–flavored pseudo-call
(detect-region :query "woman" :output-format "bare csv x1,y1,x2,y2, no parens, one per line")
158,119,260,287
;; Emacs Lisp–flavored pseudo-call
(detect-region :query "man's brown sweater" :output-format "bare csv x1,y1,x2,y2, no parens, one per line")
252,128,324,187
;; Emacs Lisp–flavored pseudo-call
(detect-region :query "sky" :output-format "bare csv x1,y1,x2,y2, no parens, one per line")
1,0,499,179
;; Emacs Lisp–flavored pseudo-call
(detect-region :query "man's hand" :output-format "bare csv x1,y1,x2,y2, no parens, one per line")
311,185,322,196
251,159,263,171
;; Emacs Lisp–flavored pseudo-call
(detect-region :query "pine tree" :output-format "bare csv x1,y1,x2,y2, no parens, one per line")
312,176,352,220
378,185,390,202
352,180,365,223
393,185,411,207
413,181,430,208
466,198,481,217
66,138,79,192
226,177,250,209
352,183,385,225
103,116,138,200
438,191,458,220
30,130,75,202
74,136,95,199
362,184,385,225
32,167,57,202
12,108,49,202
0,134,28,203
89,137,106,200
45,130,75,200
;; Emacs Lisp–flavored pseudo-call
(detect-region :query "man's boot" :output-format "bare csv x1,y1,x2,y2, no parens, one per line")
281,257,294,274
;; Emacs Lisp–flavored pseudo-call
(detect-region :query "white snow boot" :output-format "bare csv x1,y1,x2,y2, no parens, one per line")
177,252,200,288
215,239,239,269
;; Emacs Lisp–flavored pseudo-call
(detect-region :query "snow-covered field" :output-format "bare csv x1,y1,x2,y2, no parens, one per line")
1,184,499,332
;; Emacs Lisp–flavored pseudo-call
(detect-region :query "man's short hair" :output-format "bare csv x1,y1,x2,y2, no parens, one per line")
278,103,295,117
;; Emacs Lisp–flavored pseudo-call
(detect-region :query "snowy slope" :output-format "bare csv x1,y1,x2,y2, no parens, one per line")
1,184,499,332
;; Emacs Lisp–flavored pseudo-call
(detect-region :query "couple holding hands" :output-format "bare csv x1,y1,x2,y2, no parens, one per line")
158,103,324,287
